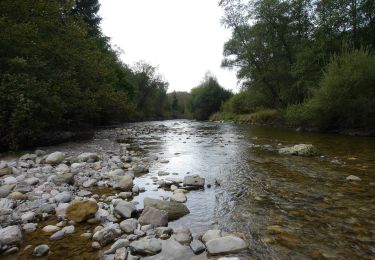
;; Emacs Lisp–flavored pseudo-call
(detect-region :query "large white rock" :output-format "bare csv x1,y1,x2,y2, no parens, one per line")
183,175,205,187
0,225,22,246
202,229,222,243
278,144,317,156
46,152,65,164
206,236,248,255
170,193,187,203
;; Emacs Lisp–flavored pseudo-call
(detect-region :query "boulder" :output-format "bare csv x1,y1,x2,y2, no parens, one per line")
129,238,162,256
202,229,221,243
65,200,98,223
14,182,32,193
0,225,22,246
115,175,133,191
144,197,189,220
183,175,205,187
205,236,248,255
139,207,168,227
278,144,318,156
45,152,65,164
114,201,136,219
77,152,99,162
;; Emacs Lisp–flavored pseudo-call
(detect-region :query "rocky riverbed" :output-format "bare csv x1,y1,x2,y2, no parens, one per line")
1,120,375,259
0,121,250,259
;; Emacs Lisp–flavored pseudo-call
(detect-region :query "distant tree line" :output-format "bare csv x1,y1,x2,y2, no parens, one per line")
215,0,375,131
0,0,169,150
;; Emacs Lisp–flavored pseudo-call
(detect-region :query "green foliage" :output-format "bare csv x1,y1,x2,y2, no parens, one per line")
219,0,375,130
189,76,232,120
0,0,169,150
286,50,375,129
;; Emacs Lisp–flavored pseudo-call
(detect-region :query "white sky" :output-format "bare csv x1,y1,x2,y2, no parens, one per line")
99,0,238,93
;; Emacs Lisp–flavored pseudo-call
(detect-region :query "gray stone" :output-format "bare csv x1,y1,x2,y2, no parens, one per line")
104,239,129,255
139,207,168,227
83,178,97,188
50,230,65,240
0,184,15,198
183,175,205,187
155,227,173,237
55,203,69,219
115,175,133,191
346,175,361,181
21,211,36,223
14,182,32,193
23,223,37,233
133,165,148,174
53,172,75,185
190,239,206,254
114,247,127,260
174,227,192,245
143,197,189,220
118,192,132,199
170,193,187,203
120,218,138,233
129,238,162,256
93,226,121,246
0,225,22,246
114,201,136,219
24,177,40,185
205,236,248,255
54,191,71,203
77,152,99,162
33,244,49,256
45,152,65,164
278,144,318,156
202,229,221,243
0,167,12,177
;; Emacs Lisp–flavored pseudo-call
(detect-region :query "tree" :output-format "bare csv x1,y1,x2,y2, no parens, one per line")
189,75,232,120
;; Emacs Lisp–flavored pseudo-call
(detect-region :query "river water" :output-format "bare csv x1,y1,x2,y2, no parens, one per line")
127,120,375,259
6,119,375,259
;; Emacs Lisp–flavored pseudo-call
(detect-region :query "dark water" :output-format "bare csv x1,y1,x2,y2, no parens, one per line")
7,120,375,259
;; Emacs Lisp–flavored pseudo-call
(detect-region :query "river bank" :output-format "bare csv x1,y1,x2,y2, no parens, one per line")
0,120,374,259
210,110,375,137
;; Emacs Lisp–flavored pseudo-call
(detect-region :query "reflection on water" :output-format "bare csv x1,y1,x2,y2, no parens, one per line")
7,120,375,259
132,121,375,259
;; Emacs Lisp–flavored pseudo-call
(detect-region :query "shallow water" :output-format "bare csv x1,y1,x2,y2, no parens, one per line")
5,120,375,259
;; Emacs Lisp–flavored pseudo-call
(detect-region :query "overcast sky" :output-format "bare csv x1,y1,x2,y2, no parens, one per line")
99,0,238,93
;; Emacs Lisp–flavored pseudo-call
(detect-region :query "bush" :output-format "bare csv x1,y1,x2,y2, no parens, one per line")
285,49,375,130
189,76,232,120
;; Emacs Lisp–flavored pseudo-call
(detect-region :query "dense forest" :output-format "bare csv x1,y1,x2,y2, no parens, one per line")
1,0,374,150
0,0,173,151
213,0,375,133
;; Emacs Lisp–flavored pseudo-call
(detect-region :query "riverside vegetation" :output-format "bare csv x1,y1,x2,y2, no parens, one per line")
211,0,375,134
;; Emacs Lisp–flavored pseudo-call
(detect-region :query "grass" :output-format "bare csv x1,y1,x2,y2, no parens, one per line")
210,109,283,124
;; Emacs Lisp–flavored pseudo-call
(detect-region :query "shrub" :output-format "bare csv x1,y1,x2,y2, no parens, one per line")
286,49,375,130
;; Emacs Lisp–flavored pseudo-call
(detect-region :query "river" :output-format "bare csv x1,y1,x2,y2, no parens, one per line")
3,119,375,259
